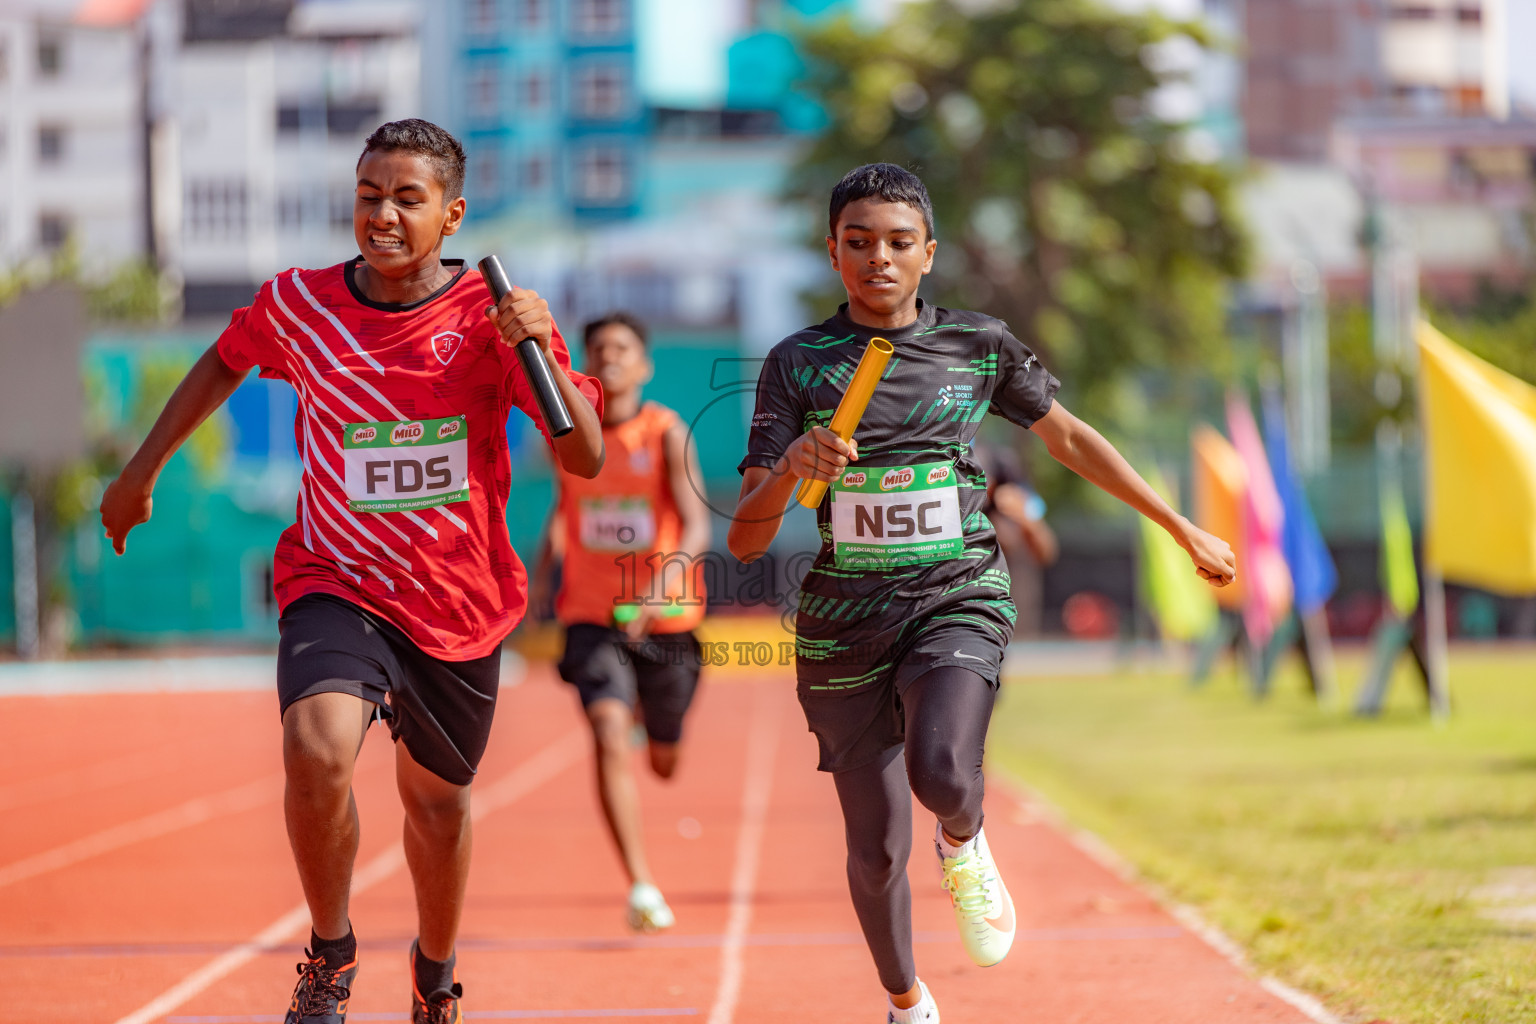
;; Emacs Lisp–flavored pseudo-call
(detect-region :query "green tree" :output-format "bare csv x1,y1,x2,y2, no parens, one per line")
791,0,1249,434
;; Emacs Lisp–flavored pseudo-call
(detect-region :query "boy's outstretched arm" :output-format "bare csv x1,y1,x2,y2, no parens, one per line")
728,427,855,562
100,344,247,554
1029,402,1236,586
486,287,604,477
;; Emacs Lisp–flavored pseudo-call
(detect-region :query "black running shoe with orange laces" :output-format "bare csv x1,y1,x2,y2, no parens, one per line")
409,940,463,1024
284,948,358,1024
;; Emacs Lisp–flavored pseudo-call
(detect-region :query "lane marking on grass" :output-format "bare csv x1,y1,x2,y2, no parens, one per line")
110,729,586,1024
704,682,782,1024
0,773,285,890
995,779,1346,1024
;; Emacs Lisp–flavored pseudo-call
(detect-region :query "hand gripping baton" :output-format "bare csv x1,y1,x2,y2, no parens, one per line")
478,255,575,438
794,336,895,509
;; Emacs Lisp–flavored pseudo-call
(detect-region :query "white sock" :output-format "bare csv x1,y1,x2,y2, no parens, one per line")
936,823,976,860
886,980,934,1022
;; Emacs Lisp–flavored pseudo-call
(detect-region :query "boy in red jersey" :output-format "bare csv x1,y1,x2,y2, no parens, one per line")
99,120,604,1024
532,311,710,932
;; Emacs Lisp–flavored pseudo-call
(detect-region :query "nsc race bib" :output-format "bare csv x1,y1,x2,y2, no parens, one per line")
342,416,469,513
830,462,963,570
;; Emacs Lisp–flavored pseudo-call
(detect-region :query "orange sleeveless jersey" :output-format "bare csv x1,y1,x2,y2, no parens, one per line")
553,402,704,632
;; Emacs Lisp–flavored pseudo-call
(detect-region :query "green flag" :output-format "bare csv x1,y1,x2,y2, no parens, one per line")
1139,468,1219,641
1380,477,1419,619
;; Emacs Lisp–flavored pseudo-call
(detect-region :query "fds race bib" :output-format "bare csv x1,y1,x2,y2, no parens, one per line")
342,416,469,513
578,497,656,552
829,462,963,570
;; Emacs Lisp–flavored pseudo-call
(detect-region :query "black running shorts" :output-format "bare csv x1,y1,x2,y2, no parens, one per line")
276,593,501,786
557,623,702,745
797,612,1006,774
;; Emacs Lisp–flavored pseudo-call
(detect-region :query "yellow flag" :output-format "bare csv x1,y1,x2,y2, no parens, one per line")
1418,321,1536,594
1192,425,1247,610
1139,468,1218,641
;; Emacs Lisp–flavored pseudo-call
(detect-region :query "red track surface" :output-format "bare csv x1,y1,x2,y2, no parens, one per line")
0,663,1316,1023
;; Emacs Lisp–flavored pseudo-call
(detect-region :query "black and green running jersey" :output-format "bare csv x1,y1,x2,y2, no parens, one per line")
739,301,1059,677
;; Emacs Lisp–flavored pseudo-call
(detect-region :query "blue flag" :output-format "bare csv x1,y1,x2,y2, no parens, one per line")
1261,389,1338,614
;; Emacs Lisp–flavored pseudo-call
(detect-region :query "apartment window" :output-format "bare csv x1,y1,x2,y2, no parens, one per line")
576,145,628,203
1388,5,1437,19
327,99,382,135
278,194,303,228
521,153,547,190
1456,5,1482,23
36,34,61,77
328,190,351,228
467,0,499,34
573,0,625,37
38,212,68,249
521,70,548,113
186,179,249,239
468,66,499,118
37,124,64,164
471,150,500,198
521,0,548,29
575,64,626,119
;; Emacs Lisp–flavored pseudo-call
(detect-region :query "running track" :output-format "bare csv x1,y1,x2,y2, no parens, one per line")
0,659,1322,1023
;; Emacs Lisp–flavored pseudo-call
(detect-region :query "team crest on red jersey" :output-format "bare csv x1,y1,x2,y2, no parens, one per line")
431,330,464,365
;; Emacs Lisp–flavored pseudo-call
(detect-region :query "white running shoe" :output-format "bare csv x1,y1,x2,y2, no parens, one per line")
885,979,940,1023
626,881,675,933
936,824,1016,967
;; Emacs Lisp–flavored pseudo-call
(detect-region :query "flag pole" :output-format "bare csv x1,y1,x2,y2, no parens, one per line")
1411,317,1451,721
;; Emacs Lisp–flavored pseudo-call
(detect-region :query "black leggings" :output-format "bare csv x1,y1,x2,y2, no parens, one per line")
831,666,996,995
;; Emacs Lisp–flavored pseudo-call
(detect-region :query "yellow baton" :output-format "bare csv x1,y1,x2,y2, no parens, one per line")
794,336,895,509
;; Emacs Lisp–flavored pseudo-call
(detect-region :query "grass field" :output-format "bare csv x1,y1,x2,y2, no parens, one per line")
990,646,1536,1024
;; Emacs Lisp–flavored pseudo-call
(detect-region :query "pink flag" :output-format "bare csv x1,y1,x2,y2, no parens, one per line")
1226,393,1294,645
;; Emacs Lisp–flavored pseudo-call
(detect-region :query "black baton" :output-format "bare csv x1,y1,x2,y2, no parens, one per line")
478,255,575,438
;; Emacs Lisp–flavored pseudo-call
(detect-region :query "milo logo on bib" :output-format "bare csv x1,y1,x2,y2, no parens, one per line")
341,415,470,513
829,460,964,570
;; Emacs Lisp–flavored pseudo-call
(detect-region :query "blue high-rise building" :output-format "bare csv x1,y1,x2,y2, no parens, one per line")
422,0,644,222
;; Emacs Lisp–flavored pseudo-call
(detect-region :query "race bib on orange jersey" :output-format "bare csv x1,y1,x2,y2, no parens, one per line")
578,496,656,552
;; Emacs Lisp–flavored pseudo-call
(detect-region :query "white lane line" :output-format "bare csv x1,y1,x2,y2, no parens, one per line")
0,656,274,696
705,683,783,1024
110,729,587,1024
0,744,179,813
0,774,285,890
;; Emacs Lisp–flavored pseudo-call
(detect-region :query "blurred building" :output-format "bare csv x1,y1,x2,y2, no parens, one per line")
174,0,421,315
420,0,645,223
0,0,152,272
1237,0,1510,162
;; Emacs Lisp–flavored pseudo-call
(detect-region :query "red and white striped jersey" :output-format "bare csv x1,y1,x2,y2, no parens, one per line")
216,258,602,660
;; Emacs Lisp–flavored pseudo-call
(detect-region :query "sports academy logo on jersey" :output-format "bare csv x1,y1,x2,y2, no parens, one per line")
432,330,464,365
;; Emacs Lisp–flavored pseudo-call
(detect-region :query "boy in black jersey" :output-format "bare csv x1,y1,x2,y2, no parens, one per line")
728,164,1235,1023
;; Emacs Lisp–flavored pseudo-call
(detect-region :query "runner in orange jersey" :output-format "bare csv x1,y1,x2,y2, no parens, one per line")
533,311,710,931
